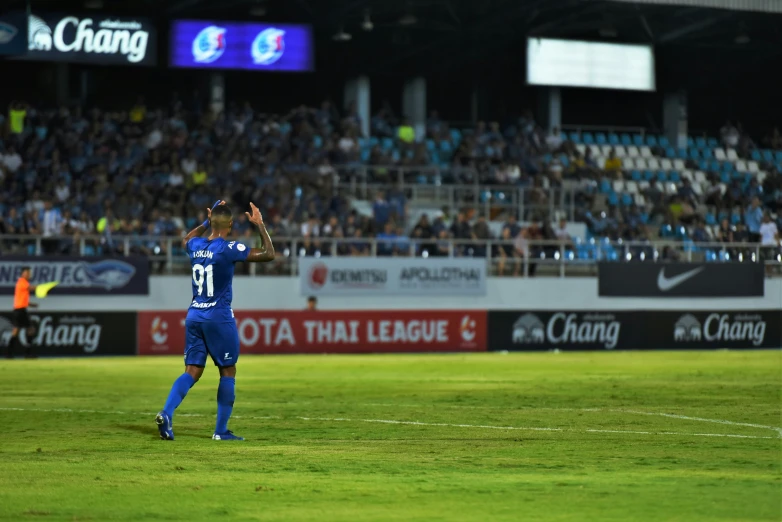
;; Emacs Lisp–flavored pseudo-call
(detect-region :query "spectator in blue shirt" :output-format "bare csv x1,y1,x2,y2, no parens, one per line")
372,190,390,228
745,197,763,242
376,222,397,256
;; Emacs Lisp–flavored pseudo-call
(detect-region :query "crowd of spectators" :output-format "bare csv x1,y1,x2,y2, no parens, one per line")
0,96,780,269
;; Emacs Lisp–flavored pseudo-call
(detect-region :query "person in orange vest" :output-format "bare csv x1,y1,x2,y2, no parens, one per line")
7,267,38,359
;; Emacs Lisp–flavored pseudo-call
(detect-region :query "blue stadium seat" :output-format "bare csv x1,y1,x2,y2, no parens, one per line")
665,147,676,158
582,132,594,144
689,149,701,161
369,136,379,147
676,148,687,159
659,224,674,237
702,148,714,159
707,138,719,148
596,133,607,145
416,175,429,184
600,179,612,193
360,148,371,162
646,135,658,147
722,161,734,173
440,140,452,152
704,250,718,262
643,170,654,181
382,137,394,151
698,159,709,172
675,225,688,239
687,137,695,148
630,170,642,181
718,250,731,262
358,137,369,149
450,129,462,144
569,132,581,143
426,139,436,151
559,154,570,168
731,212,741,225
718,210,729,222
656,170,667,182
695,137,707,149
775,151,782,162
751,149,762,161
762,150,774,162
710,160,722,172
608,133,619,145
620,133,632,146
607,193,619,206
658,136,670,148
621,193,633,206
313,135,324,148
720,171,731,184
705,212,717,226
668,170,681,183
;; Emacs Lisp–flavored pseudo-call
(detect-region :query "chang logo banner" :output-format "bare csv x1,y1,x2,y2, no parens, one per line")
170,20,313,71
0,257,149,295
0,12,27,56
22,12,156,65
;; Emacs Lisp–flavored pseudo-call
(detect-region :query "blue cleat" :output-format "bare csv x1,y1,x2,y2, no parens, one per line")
212,430,244,441
155,411,175,440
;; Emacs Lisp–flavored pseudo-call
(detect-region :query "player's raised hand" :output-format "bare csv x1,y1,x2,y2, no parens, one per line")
246,202,264,226
206,200,226,219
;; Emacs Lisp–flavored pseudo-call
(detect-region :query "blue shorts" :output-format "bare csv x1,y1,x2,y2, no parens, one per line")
184,320,240,367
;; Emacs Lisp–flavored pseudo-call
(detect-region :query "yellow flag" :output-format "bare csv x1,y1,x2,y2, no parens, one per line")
35,281,59,298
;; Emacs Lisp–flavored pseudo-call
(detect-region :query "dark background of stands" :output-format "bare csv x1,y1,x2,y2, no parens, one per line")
1,0,780,134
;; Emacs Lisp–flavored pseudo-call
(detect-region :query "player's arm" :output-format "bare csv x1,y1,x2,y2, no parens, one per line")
182,200,224,249
245,203,276,263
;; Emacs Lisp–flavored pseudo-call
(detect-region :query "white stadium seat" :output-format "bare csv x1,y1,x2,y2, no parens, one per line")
639,181,650,191
748,161,759,173
640,146,652,157
735,160,747,172
692,182,703,196
627,146,640,157
673,159,685,170
634,194,646,206
681,169,693,182
714,148,726,161
576,144,586,156
589,145,600,158
633,157,647,169
726,149,738,161
660,158,673,170
694,171,707,184
664,183,678,195
615,145,627,157
601,145,613,156
757,171,767,184
625,181,639,194
647,158,660,170
613,180,624,193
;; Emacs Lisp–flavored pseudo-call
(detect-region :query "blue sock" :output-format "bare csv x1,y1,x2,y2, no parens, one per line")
215,376,235,434
163,373,196,419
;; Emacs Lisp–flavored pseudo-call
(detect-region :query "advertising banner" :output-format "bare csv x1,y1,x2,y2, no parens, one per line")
0,312,136,357
488,311,636,351
0,257,149,295
0,12,27,56
298,258,487,297
23,12,156,65
598,262,765,297
170,20,313,71
488,310,781,351
137,310,487,355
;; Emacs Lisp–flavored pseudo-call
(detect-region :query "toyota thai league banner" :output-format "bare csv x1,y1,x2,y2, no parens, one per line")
598,262,764,297
0,12,28,56
137,310,487,355
170,20,313,71
299,258,487,297
23,12,156,65
0,312,137,357
0,257,149,295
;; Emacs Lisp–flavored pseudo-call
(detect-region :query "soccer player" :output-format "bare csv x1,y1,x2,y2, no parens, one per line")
155,201,275,441
6,266,38,359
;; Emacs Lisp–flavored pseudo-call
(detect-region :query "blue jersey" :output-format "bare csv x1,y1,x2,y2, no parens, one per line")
186,237,249,323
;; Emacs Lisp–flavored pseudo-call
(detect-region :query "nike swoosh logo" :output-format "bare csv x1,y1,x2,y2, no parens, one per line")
657,267,705,292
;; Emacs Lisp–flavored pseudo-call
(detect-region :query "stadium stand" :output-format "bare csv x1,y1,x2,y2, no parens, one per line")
0,100,780,274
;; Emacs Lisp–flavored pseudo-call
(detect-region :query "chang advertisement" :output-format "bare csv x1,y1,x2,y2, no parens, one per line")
170,20,313,71
23,12,156,65
0,12,27,56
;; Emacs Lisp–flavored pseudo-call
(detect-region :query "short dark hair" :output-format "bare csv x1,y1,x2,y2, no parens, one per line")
211,205,232,219
21,266,31,272
307,296,317,303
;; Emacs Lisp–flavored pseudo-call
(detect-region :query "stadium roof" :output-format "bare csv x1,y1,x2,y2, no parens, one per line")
10,0,782,75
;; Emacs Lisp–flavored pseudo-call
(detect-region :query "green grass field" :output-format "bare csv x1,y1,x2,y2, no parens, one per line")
0,351,780,522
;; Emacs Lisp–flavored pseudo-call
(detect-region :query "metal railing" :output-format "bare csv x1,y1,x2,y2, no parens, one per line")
1,234,778,278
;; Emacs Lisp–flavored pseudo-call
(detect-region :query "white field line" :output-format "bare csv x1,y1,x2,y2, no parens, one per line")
0,407,776,440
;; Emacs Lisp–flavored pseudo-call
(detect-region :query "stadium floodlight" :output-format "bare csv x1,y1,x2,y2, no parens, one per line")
362,11,374,31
